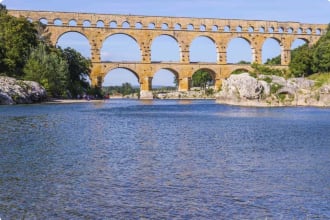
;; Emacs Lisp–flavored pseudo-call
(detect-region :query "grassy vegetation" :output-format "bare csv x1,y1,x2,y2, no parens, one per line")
308,72,330,88
270,83,283,94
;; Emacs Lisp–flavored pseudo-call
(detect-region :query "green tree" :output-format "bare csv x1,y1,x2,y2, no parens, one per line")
120,82,134,96
0,4,38,77
265,55,281,65
192,70,213,89
24,43,69,97
289,44,313,77
312,27,330,73
251,63,285,77
61,47,91,98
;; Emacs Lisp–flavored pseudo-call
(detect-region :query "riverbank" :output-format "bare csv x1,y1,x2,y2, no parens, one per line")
44,99,106,104
215,73,330,107
0,76,47,105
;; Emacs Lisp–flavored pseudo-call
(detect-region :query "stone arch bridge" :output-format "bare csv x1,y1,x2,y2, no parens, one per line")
9,10,327,98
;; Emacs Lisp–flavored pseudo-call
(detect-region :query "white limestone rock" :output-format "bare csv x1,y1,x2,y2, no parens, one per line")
0,76,47,105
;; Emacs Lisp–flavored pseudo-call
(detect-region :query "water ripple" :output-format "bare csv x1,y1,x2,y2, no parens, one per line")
0,101,329,219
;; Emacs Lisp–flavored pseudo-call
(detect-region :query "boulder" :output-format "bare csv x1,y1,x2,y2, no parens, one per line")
217,73,270,102
216,73,330,107
0,76,47,105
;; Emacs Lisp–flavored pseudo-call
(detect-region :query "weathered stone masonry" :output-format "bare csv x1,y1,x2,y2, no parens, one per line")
9,10,327,98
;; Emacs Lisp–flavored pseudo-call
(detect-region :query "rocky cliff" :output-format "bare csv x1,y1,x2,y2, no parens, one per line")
216,73,330,107
0,76,47,105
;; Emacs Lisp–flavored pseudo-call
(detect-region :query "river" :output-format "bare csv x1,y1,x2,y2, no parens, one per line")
0,100,329,219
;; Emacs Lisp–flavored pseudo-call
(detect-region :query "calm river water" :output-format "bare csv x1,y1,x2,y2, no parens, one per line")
0,100,329,219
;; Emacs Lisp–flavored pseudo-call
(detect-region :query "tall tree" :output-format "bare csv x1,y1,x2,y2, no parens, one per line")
0,4,38,77
24,44,69,97
192,70,213,89
312,25,330,73
61,47,91,97
289,44,313,77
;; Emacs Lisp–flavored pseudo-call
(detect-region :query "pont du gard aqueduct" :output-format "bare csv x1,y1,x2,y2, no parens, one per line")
8,10,328,98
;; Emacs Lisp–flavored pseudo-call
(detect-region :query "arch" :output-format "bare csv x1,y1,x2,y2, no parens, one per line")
262,38,281,64
174,23,181,30
248,26,254,33
56,31,91,58
226,37,252,64
297,28,303,34
236,26,242,32
96,20,104,27
110,21,117,28
68,19,77,26
53,18,62,26
200,25,206,31
102,68,139,87
268,27,274,33
122,21,130,28
101,33,141,62
151,35,180,62
152,69,178,89
187,24,194,31
39,18,48,25
316,28,321,35
259,26,265,33
278,27,284,33
306,28,312,34
135,22,143,29
83,20,91,27
287,27,294,34
148,22,155,29
231,68,251,75
212,25,218,32
224,25,230,32
191,69,215,89
291,38,308,50
190,36,217,63
27,18,33,23
162,23,169,30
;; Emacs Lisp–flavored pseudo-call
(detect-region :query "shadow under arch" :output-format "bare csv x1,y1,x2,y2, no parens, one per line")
101,33,141,62
151,34,181,62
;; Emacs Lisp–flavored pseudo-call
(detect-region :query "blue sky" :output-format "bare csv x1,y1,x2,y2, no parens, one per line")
3,0,330,86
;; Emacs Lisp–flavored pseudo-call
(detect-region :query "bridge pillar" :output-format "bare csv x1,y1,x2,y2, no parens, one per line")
214,78,223,91
251,37,263,64
180,42,191,63
218,51,227,64
217,43,227,64
252,48,262,64
281,49,291,66
178,77,191,92
90,41,102,63
139,37,152,63
90,63,103,87
140,76,153,99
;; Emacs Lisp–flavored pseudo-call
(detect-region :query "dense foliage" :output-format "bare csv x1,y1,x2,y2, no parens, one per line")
103,83,139,96
0,5,38,77
0,4,91,98
289,24,330,77
265,56,281,65
192,70,213,89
